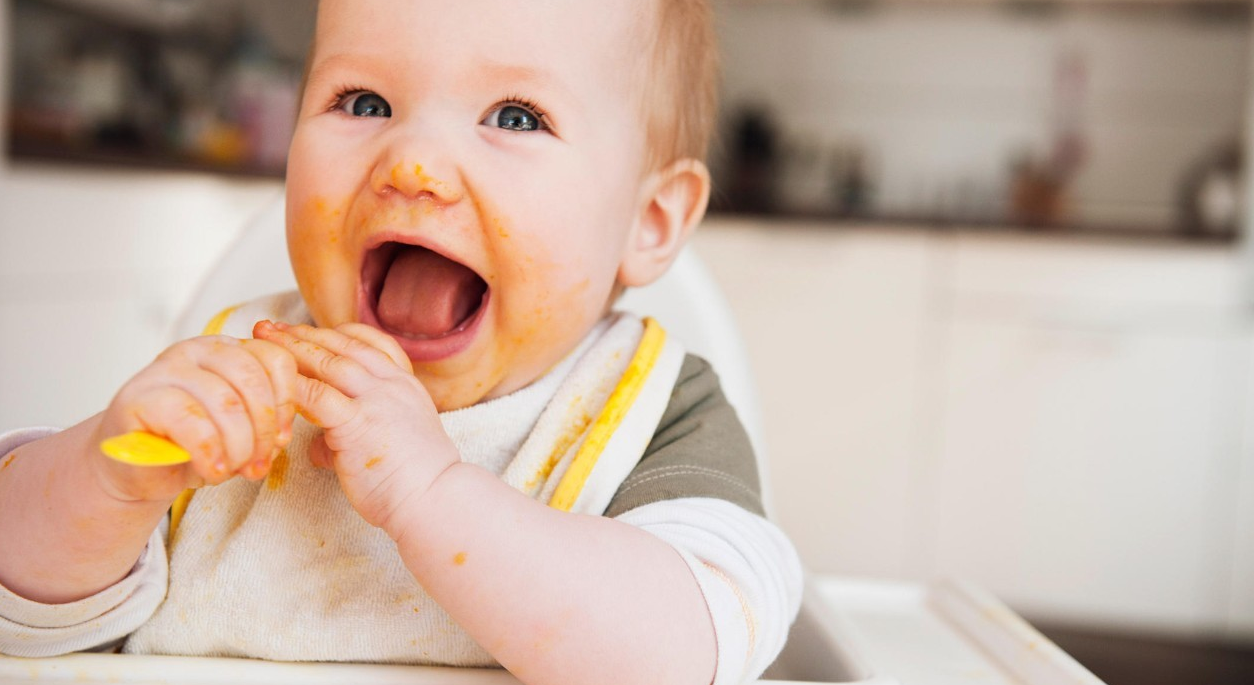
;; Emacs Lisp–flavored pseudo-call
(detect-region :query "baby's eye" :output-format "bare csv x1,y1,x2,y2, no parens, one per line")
482,103,547,132
338,91,392,118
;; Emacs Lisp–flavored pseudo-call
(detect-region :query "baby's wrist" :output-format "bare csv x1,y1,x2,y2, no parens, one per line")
379,457,468,544
31,417,174,514
79,416,184,507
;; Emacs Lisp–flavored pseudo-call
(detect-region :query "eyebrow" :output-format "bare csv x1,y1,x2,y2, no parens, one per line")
305,53,389,87
478,62,546,84
474,61,578,101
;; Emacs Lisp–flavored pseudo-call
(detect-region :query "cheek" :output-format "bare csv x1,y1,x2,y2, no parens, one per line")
500,196,621,302
498,224,622,354
285,124,376,325
286,195,357,325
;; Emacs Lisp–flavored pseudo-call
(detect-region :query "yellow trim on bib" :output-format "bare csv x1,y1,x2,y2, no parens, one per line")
202,304,240,336
167,303,242,547
168,489,194,546
548,318,666,512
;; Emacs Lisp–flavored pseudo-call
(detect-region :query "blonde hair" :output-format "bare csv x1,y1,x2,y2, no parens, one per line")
641,0,719,171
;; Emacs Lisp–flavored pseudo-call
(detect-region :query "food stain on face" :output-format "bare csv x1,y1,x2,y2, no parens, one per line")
364,456,383,470
452,551,467,566
0,452,16,470
388,162,448,197
301,196,348,247
265,448,290,490
311,196,344,218
390,164,408,191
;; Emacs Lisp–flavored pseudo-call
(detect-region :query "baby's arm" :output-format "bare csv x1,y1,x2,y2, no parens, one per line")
391,465,718,685
0,416,172,606
0,336,295,605
256,322,727,685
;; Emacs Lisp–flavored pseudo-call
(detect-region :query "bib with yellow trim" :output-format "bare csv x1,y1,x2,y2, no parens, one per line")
129,292,684,664
503,312,684,514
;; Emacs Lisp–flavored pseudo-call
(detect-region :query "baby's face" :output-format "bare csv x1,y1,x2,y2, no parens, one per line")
287,0,651,410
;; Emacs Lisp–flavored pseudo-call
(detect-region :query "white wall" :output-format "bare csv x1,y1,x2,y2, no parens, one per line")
717,1,1249,230
0,163,281,429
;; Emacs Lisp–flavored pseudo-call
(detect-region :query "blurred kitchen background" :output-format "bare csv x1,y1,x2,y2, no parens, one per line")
2,0,1253,683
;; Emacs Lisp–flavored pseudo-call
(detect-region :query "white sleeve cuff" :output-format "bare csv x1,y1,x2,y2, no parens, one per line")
0,427,61,459
615,498,804,685
0,427,169,657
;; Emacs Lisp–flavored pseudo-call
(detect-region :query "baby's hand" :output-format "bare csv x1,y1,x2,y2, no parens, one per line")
92,336,297,503
253,321,458,533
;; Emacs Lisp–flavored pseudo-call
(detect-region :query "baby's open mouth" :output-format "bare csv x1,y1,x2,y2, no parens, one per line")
363,242,488,340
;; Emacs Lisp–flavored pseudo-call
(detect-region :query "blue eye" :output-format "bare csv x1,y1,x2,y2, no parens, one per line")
484,104,545,132
342,92,391,117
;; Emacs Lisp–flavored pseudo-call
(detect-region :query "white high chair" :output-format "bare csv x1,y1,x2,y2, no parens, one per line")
1,195,1105,684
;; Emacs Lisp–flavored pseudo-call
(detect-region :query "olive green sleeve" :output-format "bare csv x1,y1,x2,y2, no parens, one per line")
604,354,765,518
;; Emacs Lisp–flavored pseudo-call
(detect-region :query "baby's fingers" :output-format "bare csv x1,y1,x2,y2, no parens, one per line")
190,340,282,479
293,375,357,432
252,323,359,431
335,323,413,374
259,319,401,378
123,385,224,485
240,338,299,445
164,366,256,480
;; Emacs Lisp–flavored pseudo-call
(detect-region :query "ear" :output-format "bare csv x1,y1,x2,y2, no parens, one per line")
618,158,712,288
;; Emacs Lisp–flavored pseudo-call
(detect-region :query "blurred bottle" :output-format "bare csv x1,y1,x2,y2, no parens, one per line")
1177,141,1243,239
214,14,298,170
831,145,873,218
726,104,780,213
1011,48,1089,228
1048,48,1089,186
1009,150,1064,228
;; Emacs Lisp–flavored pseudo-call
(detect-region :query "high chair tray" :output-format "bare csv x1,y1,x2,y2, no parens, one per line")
0,576,1103,685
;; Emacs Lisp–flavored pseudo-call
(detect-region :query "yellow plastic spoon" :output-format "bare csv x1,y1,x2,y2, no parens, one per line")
100,431,191,467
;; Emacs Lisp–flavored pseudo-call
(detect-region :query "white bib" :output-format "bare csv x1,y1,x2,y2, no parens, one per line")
123,293,684,664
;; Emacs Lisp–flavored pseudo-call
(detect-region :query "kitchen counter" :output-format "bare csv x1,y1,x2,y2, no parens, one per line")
706,210,1239,246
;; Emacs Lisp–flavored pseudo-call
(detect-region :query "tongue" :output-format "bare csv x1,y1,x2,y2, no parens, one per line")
376,247,484,338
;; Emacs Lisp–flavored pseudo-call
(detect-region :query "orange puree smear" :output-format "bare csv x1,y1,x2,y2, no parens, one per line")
526,412,592,490
266,448,290,490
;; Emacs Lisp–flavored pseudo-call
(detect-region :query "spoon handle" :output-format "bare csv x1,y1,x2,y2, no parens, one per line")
100,431,191,467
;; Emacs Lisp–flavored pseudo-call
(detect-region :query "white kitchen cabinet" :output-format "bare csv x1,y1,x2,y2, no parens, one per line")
692,219,939,580
931,232,1251,636
695,221,1254,639
1228,339,1254,642
931,319,1247,635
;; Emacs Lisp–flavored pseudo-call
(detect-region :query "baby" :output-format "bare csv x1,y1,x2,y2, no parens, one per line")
0,1,802,684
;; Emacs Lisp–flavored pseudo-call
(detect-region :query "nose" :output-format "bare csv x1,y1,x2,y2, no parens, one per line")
369,135,464,205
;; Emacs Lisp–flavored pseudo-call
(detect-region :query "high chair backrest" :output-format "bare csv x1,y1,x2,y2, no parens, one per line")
175,193,771,508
